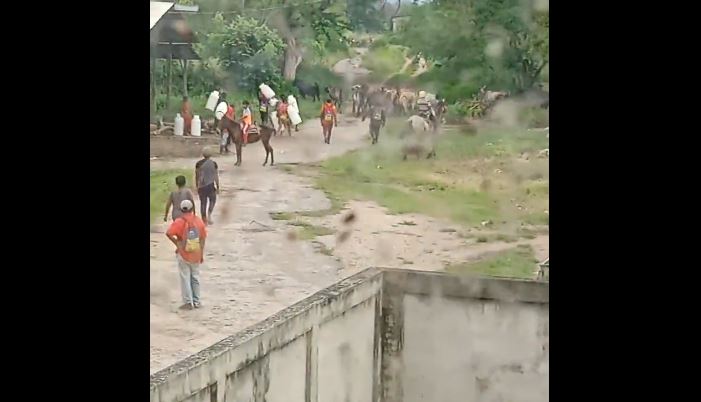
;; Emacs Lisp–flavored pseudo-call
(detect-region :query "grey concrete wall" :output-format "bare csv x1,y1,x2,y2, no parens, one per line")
150,268,383,402
151,268,549,402
381,269,549,402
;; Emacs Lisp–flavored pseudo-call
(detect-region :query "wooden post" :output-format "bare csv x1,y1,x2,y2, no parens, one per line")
166,43,172,111
150,56,156,120
182,59,189,97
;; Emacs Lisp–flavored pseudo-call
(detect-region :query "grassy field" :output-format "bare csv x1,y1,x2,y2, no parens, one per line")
311,120,549,234
445,245,539,279
150,169,195,223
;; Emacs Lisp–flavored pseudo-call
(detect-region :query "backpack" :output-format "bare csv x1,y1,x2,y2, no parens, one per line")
180,217,201,253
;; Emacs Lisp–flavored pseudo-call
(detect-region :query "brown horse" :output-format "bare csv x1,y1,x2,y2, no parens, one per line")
218,117,274,167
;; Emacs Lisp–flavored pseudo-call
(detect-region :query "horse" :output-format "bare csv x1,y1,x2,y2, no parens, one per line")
218,117,275,167
326,86,343,112
294,80,320,101
401,115,436,160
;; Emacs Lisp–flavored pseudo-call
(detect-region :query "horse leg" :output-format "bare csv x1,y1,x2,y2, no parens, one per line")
263,141,269,166
235,142,242,166
267,138,274,166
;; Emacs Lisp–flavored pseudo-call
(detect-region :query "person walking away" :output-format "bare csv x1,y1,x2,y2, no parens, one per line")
166,199,207,310
362,105,386,144
216,93,234,154
268,96,279,133
241,101,253,146
287,94,302,132
195,148,219,225
416,90,435,125
320,98,338,144
276,96,291,136
163,175,195,222
258,91,270,126
181,96,193,135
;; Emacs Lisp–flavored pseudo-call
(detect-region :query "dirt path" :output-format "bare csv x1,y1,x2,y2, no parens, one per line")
150,115,371,372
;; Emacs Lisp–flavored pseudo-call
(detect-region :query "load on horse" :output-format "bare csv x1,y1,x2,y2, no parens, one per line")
215,103,275,167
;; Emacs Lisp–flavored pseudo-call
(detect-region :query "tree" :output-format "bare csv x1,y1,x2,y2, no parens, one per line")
392,0,549,100
218,16,286,93
266,0,351,80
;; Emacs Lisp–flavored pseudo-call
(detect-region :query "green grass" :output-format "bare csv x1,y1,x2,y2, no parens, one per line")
287,221,335,240
311,121,549,228
445,246,539,279
270,212,294,221
150,169,194,223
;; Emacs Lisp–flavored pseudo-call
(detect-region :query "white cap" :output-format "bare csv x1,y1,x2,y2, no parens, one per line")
418,90,426,97
180,199,194,212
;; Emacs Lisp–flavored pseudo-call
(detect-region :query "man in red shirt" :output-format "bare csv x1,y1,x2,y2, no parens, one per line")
165,199,208,310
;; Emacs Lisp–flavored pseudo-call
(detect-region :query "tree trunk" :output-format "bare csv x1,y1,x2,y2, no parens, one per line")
282,37,303,81
181,59,189,97
166,44,172,111
150,57,156,121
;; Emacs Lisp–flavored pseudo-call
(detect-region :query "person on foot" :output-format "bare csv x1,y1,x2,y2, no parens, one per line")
241,100,253,146
195,147,219,225
320,98,338,144
181,96,193,135
166,199,207,310
164,175,195,222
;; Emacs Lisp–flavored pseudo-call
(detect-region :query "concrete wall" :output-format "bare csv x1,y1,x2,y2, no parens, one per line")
381,269,549,402
151,268,549,402
150,268,384,402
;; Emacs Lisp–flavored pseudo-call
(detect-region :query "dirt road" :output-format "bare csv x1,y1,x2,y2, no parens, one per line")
150,115,372,372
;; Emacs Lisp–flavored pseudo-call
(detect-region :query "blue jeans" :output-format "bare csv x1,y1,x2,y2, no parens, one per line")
176,254,201,306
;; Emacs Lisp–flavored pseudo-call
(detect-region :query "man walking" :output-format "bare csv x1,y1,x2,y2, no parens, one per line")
163,175,195,222
195,147,219,225
165,199,207,310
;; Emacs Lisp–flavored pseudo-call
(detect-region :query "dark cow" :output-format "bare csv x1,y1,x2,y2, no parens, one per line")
326,86,343,113
294,80,320,102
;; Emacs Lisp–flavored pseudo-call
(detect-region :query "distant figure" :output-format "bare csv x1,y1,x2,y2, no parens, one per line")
181,96,193,135
276,95,292,136
165,199,207,310
216,93,234,153
195,148,219,225
163,175,195,222
241,101,253,145
258,91,270,126
320,98,338,144
362,105,386,144
287,95,302,131
268,96,280,132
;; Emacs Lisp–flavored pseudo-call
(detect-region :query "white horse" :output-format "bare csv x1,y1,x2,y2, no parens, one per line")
401,115,436,160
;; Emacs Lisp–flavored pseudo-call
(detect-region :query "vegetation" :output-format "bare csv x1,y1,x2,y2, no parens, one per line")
312,121,549,230
445,245,539,279
150,169,194,223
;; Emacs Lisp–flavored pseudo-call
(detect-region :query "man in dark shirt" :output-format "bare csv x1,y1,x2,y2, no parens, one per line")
195,148,220,225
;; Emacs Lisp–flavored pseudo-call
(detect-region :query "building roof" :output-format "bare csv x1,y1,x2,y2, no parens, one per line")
150,2,174,31
150,2,199,60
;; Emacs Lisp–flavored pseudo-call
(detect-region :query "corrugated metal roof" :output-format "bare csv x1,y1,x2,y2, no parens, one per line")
150,2,174,30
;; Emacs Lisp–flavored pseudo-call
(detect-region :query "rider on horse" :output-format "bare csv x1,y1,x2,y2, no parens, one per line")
416,90,438,130
241,100,253,146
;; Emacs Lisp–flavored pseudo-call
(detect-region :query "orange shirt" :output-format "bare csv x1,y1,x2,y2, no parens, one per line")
320,103,337,116
166,213,208,263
